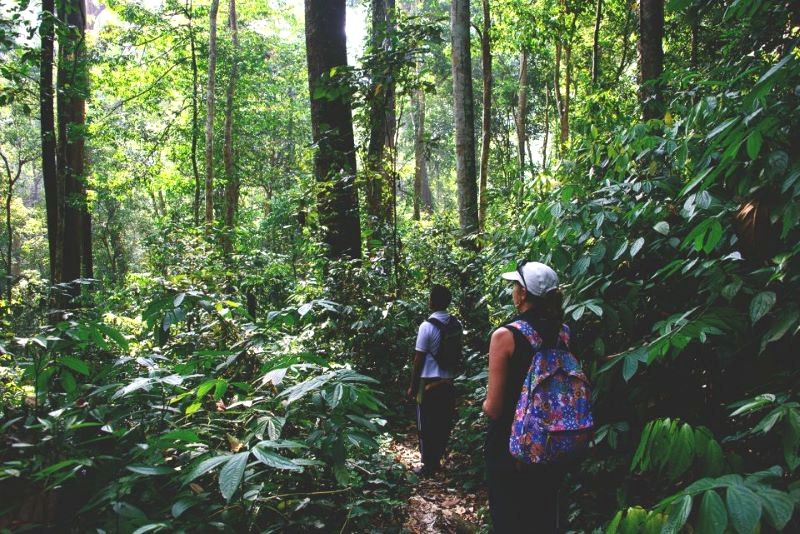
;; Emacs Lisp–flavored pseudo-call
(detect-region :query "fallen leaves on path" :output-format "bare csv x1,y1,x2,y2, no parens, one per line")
387,426,488,533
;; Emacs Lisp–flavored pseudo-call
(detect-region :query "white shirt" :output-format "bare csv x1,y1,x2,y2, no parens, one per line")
415,311,455,379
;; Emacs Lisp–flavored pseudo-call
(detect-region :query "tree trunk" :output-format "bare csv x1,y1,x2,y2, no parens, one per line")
638,0,664,120
615,3,634,80
689,7,699,69
222,0,239,255
1,152,24,301
189,0,201,225
57,0,87,292
383,0,397,226
40,0,60,285
204,0,220,225
591,0,603,85
554,41,568,154
304,0,362,259
451,0,478,245
478,0,491,232
515,49,528,177
365,0,387,223
542,82,550,169
412,87,431,220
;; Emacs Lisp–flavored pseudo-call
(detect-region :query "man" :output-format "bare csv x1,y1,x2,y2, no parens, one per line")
406,284,460,477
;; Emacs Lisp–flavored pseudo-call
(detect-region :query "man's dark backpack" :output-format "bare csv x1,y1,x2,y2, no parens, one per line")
426,317,463,373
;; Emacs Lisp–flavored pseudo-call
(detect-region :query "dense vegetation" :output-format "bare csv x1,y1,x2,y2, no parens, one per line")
0,0,798,532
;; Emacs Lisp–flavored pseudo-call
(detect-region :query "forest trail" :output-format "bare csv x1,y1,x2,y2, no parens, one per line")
388,425,486,533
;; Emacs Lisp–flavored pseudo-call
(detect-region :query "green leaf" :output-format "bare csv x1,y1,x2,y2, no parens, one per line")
182,455,231,485
185,401,202,415
697,490,727,534
746,132,762,160
219,452,249,502
60,356,90,376
113,501,147,520
703,220,723,254
61,369,77,394
749,291,776,324
572,256,591,277
757,488,794,530
252,443,303,472
726,484,762,534
662,494,692,534
126,465,174,476
761,307,800,350
653,221,670,235
171,498,196,518
606,510,623,534
196,379,218,399
630,237,645,258
623,354,638,382
131,524,167,534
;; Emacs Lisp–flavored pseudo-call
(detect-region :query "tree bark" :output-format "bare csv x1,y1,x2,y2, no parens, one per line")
57,0,88,292
478,0,491,232
204,0,220,225
638,0,664,120
1,152,26,301
304,0,362,259
189,0,201,225
615,3,634,80
554,41,568,154
40,0,60,285
412,87,431,219
591,0,603,85
366,0,387,223
451,0,478,245
542,81,550,169
515,49,528,177
222,0,239,255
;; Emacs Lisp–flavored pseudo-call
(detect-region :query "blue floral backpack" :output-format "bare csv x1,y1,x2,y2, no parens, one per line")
507,320,594,464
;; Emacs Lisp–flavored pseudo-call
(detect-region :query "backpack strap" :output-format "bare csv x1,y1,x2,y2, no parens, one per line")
507,319,569,351
426,317,445,331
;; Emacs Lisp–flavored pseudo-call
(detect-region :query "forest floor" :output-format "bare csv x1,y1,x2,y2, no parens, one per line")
387,425,487,533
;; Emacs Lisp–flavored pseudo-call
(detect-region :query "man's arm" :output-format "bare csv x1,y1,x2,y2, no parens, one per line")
407,350,426,400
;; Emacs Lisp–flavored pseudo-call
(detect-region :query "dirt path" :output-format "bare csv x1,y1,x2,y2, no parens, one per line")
386,425,487,533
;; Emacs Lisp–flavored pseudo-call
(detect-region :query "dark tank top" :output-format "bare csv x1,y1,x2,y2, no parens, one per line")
484,310,570,471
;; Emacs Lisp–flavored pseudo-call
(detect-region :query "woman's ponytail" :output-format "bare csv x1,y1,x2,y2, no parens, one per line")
528,288,564,347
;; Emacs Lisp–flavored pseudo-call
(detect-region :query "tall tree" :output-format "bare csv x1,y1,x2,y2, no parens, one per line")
222,0,239,254
542,81,550,169
514,49,528,177
40,0,60,285
412,86,432,220
57,0,89,288
204,0,220,225
638,0,664,120
591,0,603,85
304,0,362,259
188,0,201,225
365,0,388,224
451,0,478,245
478,0,491,232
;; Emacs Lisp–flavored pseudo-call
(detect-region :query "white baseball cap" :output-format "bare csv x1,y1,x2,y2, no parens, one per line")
501,261,559,296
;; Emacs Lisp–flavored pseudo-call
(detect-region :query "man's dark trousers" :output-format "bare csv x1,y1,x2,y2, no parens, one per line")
416,381,455,471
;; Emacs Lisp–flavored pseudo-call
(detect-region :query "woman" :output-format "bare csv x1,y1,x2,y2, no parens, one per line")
483,260,570,533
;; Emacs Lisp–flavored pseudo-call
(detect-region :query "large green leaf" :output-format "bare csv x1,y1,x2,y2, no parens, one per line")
726,484,762,534
662,494,692,534
182,455,231,485
757,488,795,530
696,490,727,534
749,292,776,324
252,443,303,471
219,452,249,502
